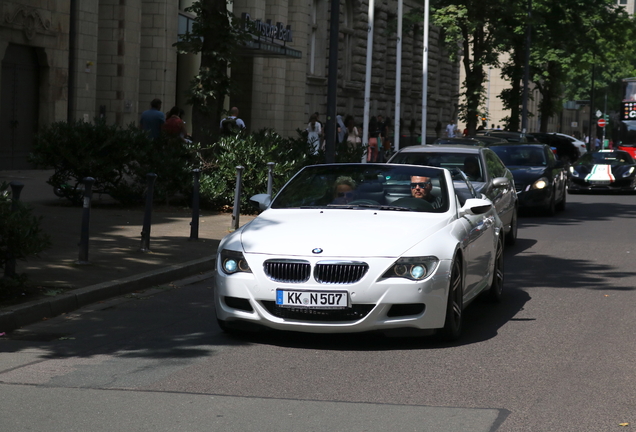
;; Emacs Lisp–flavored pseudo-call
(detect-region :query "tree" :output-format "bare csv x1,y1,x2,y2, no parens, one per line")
432,0,514,135
529,0,636,132
174,0,249,145
493,0,529,132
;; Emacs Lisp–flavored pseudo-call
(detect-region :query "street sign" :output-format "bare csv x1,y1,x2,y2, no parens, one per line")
597,118,607,127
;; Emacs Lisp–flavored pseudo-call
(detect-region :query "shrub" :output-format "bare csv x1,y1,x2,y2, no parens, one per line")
197,129,365,213
0,182,51,294
29,120,199,206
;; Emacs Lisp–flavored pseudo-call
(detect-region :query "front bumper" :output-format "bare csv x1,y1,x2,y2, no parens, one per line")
515,187,551,209
214,256,453,333
568,177,636,192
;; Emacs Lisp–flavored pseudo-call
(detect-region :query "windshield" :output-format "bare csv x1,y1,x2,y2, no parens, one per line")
390,151,484,183
575,151,634,166
491,146,546,167
271,164,450,213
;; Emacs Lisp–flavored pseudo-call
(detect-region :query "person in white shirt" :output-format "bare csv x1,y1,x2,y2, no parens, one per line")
445,122,456,138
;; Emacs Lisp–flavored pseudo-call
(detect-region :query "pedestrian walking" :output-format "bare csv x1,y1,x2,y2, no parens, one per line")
162,106,188,139
307,113,322,154
344,115,360,150
139,98,165,140
220,107,246,134
368,116,381,162
445,121,456,138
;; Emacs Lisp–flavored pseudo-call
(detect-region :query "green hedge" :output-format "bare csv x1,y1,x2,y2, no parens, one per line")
30,120,197,205
197,129,365,213
0,182,51,295
30,120,366,212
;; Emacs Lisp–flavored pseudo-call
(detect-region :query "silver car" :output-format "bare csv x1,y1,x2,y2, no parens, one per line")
389,145,519,246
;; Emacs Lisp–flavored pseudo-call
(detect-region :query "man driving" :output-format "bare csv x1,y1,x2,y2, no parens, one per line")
411,175,443,209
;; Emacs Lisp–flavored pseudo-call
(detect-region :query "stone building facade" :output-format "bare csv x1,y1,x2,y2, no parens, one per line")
0,0,459,169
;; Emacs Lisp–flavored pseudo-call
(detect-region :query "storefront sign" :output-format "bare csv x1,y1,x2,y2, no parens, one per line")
242,13,293,43
622,102,636,120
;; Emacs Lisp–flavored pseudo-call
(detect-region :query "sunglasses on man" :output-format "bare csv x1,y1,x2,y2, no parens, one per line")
410,182,431,189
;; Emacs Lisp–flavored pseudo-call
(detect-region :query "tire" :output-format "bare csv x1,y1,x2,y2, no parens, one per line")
505,208,518,247
555,184,566,211
437,258,463,342
53,186,65,198
487,239,504,303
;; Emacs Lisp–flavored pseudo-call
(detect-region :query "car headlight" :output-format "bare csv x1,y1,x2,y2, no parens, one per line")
569,166,579,177
622,167,635,178
219,250,251,275
531,177,549,190
382,257,439,281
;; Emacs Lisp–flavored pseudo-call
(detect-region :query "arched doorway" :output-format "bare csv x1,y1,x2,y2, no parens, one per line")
1,44,40,170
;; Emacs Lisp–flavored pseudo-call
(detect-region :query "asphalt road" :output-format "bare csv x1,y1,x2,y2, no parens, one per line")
2,192,636,431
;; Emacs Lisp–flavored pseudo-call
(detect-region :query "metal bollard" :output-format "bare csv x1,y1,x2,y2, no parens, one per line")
267,162,275,197
4,182,25,278
77,177,95,264
230,166,244,232
190,169,201,241
139,173,157,252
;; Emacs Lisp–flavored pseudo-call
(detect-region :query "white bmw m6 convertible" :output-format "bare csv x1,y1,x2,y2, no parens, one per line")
215,163,505,341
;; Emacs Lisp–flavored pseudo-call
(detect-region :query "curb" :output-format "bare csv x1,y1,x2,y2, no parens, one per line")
0,257,215,332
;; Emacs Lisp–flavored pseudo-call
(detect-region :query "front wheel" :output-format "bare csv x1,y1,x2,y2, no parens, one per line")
437,258,463,342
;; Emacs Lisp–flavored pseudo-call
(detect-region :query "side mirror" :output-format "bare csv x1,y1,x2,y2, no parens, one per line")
249,193,271,211
460,198,493,216
492,177,510,188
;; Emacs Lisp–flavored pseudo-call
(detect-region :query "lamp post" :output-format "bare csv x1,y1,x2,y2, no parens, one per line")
420,0,429,143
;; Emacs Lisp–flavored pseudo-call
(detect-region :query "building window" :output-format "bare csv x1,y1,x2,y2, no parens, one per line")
618,0,627,4
308,0,326,76
309,1,317,74
178,13,195,41
342,0,355,82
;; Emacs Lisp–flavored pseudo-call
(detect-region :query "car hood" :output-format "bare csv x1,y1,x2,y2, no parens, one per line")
574,163,634,180
508,166,549,183
240,209,451,257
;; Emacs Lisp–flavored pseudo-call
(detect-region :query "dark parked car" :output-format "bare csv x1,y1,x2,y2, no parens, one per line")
490,144,567,215
568,150,636,193
388,144,519,245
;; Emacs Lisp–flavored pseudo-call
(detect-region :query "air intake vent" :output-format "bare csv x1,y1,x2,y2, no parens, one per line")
264,259,311,283
314,261,368,284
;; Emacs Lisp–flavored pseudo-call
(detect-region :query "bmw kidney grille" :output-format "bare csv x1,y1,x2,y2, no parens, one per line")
263,260,368,284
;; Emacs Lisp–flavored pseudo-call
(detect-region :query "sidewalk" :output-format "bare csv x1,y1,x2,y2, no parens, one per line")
0,169,255,331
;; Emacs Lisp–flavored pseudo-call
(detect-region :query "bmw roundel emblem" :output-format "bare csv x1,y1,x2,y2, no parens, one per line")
312,248,323,254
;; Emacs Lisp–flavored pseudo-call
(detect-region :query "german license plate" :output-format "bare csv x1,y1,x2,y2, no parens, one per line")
276,289,349,309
